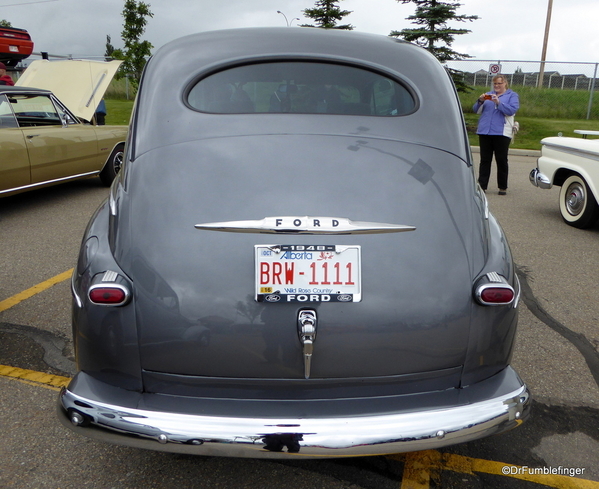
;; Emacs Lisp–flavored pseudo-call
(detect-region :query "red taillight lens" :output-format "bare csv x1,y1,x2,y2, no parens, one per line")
479,287,514,305
1,31,30,40
89,287,128,305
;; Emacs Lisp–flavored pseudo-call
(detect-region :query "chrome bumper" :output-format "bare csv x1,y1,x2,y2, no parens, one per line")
529,168,552,189
58,372,530,459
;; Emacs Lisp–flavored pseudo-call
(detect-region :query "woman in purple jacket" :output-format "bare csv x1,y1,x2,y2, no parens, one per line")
473,75,519,195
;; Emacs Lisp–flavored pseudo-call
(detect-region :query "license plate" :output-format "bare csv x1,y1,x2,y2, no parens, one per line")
9,46,18,52
255,244,361,303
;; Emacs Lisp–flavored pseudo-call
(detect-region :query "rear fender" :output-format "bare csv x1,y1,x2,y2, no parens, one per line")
72,200,142,392
462,213,519,387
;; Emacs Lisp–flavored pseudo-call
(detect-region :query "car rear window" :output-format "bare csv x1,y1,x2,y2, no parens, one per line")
188,61,415,116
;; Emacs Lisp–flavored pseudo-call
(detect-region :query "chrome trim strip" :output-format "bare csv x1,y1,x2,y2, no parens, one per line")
513,275,521,309
71,272,82,309
195,216,415,235
58,384,530,458
542,142,599,163
486,271,502,283
102,270,119,282
0,171,100,195
479,185,489,219
86,72,107,108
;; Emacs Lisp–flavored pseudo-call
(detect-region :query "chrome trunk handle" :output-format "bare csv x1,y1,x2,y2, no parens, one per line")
298,310,317,379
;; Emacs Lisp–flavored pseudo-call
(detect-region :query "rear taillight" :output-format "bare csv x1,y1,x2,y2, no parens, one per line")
88,270,130,306
474,272,515,306
89,286,128,305
479,287,514,305
1,31,30,40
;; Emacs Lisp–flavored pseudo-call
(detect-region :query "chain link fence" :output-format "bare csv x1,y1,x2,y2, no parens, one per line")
449,59,599,120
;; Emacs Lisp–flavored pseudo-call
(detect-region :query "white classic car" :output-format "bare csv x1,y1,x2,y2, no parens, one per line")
530,133,599,228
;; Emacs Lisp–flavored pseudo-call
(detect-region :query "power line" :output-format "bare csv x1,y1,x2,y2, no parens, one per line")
0,0,59,7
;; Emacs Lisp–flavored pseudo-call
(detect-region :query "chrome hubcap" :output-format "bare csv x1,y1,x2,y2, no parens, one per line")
565,182,585,216
113,151,124,174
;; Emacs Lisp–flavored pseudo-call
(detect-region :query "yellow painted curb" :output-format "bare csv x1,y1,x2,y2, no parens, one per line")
0,364,71,389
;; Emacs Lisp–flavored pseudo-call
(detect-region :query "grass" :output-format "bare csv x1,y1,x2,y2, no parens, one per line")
104,77,135,101
105,99,134,125
104,77,136,125
464,114,599,150
102,80,599,150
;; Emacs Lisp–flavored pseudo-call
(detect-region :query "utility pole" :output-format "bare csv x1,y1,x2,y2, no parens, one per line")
538,0,553,88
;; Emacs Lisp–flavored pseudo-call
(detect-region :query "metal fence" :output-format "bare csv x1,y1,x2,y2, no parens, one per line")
450,59,598,90
449,59,599,119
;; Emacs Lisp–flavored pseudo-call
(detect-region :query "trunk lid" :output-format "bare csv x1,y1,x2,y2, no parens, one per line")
118,134,478,380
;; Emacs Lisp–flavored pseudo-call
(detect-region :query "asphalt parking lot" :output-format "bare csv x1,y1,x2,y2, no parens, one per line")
1,152,598,488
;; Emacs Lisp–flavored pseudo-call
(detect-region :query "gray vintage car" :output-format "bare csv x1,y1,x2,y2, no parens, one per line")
59,27,530,458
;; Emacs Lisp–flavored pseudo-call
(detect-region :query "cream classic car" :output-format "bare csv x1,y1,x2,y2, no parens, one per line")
0,59,127,197
530,134,599,228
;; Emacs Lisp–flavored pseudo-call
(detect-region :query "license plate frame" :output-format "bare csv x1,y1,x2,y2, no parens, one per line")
255,244,361,303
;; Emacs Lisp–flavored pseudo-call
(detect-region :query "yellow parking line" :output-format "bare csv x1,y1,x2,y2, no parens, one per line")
393,450,599,488
444,453,599,488
399,451,441,488
0,269,73,313
0,364,71,390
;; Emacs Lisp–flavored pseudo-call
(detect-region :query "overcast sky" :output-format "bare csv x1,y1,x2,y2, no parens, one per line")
1,0,597,66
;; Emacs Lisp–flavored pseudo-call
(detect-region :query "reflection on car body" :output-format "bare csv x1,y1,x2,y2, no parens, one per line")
59,27,530,459
0,60,127,197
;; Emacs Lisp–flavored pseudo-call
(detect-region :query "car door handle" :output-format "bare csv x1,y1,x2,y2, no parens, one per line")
26,134,40,139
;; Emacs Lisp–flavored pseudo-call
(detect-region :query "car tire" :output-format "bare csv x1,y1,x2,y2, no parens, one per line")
559,174,599,229
99,144,125,186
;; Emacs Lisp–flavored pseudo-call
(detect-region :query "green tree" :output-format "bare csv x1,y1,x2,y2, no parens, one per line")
302,0,353,30
104,35,122,61
0,20,12,27
390,0,478,91
114,0,154,87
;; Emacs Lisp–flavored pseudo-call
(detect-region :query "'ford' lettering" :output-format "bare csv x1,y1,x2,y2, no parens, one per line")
275,218,339,228
286,294,331,302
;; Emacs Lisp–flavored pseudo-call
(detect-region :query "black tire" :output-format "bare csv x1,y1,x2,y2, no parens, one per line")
558,174,599,229
99,144,125,186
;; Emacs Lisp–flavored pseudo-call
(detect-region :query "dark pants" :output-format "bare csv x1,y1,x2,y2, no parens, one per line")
478,135,512,190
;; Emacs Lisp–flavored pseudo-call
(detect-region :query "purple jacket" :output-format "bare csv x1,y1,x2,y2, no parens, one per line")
472,89,519,138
